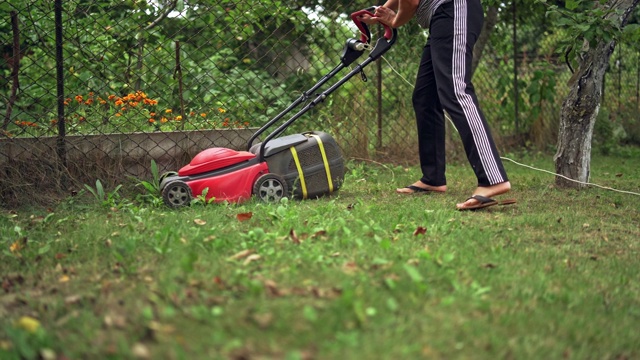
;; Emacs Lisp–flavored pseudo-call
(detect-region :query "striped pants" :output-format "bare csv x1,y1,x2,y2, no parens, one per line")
412,0,508,187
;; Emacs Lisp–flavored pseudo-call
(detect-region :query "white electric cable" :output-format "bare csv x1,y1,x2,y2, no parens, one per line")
499,157,640,196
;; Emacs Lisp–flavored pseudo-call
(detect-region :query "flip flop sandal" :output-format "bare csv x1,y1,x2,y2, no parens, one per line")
396,185,440,195
498,198,517,206
457,195,499,211
457,195,517,211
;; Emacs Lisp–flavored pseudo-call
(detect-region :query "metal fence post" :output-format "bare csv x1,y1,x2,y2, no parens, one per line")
376,50,383,150
512,0,519,136
55,0,67,187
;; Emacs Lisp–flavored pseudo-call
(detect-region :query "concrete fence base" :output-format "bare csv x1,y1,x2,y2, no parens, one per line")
0,128,258,178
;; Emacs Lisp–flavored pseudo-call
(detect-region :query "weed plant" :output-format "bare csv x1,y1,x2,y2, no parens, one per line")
1,148,639,359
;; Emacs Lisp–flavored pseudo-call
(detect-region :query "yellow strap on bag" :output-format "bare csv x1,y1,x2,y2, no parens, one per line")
289,146,308,199
308,134,334,193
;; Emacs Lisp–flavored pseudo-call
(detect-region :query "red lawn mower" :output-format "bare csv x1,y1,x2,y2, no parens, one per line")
160,8,397,208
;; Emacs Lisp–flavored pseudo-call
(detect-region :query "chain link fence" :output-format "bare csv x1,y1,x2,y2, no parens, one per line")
2,1,639,206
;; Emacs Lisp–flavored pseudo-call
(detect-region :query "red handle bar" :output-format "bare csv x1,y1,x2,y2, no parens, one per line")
350,9,394,42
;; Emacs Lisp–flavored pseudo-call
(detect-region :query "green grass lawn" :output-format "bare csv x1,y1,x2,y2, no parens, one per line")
1,148,639,359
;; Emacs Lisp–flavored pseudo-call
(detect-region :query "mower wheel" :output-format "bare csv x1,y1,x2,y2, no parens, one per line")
253,174,288,203
162,180,192,208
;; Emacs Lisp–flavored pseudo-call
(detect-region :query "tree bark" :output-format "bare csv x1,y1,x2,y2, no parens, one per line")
554,41,612,188
554,0,639,188
472,5,498,76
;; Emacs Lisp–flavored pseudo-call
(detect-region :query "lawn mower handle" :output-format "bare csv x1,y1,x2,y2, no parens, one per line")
246,7,397,159
351,8,394,42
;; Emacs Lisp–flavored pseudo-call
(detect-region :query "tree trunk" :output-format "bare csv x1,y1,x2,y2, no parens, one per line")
472,5,498,76
554,0,639,188
554,41,612,188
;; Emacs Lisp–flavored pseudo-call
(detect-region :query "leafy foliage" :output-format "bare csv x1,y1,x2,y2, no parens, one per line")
537,0,640,71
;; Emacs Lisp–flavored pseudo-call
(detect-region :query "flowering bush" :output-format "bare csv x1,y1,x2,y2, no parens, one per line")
3,91,251,138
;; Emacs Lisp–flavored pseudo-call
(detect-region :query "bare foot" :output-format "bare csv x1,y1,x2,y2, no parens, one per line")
456,181,512,209
396,181,447,194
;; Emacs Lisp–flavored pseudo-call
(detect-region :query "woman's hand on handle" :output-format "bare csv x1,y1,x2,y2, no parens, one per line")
358,0,418,28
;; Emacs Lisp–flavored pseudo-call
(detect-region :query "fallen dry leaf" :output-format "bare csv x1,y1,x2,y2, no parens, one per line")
312,230,327,239
243,254,261,265
289,229,300,244
104,314,127,329
342,261,359,275
148,321,176,335
9,241,22,253
413,226,427,236
40,348,56,360
236,212,253,222
64,295,82,305
251,312,274,329
2,274,24,292
193,219,206,226
16,316,40,333
263,279,281,297
131,343,150,359
310,286,342,299
228,249,254,261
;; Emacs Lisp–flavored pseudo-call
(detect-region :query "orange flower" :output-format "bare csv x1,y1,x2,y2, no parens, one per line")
200,113,207,117
115,113,122,117
218,107,226,113
160,117,168,123
175,115,182,121
148,119,155,123
149,112,156,117
108,95,116,100
75,95,83,103
165,109,172,114
85,99,93,105
115,99,124,106
15,121,38,127
189,111,196,116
